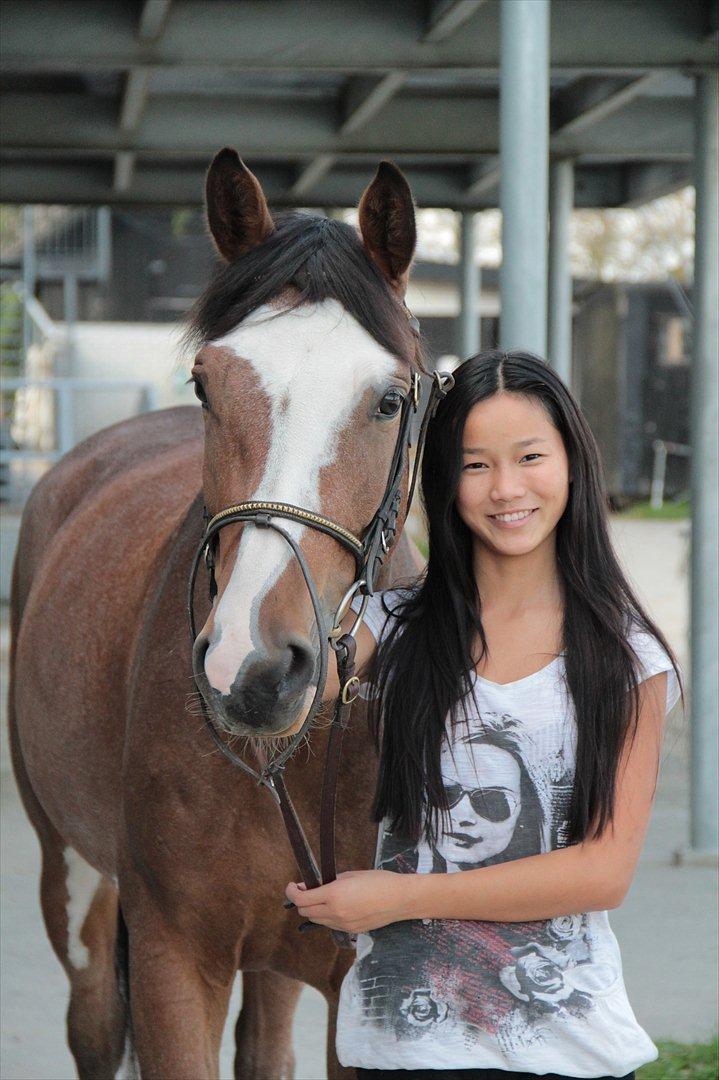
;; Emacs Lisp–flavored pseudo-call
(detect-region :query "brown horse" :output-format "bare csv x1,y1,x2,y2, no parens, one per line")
9,152,425,1079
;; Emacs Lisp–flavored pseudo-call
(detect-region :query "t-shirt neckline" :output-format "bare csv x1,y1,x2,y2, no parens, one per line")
470,651,565,690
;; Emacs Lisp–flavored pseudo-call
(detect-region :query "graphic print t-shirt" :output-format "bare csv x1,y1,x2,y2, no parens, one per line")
336,589,682,1078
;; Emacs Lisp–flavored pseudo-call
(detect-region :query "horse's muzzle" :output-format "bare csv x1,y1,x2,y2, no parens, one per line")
192,633,317,736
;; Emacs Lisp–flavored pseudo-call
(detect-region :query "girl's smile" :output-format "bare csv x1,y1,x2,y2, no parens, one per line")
488,507,539,528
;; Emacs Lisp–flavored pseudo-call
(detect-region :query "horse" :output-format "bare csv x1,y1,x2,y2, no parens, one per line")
9,150,427,1079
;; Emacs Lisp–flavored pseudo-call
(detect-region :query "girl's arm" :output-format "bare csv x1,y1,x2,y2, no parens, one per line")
286,671,668,931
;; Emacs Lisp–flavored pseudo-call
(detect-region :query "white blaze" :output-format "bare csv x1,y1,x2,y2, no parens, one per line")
63,846,102,970
204,299,397,694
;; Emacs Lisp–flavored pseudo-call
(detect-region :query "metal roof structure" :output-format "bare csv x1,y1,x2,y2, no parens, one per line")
1,0,716,208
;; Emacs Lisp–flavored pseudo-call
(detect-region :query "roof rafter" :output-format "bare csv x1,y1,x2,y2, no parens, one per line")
340,73,407,136
290,154,336,197
423,0,489,43
0,159,691,210
114,0,172,193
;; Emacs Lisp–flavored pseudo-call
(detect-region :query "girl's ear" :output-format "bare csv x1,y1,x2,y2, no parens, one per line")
205,148,275,262
358,161,417,295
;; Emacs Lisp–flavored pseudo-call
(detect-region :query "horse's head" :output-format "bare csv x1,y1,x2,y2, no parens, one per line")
190,149,422,739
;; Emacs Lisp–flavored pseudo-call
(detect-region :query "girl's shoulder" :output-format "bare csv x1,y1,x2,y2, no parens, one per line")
626,619,683,714
351,583,419,645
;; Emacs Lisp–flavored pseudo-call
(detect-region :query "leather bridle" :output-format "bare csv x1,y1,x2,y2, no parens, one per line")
187,327,453,943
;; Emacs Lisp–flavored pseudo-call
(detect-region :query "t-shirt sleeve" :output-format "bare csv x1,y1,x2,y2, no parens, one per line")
349,587,410,646
628,625,683,714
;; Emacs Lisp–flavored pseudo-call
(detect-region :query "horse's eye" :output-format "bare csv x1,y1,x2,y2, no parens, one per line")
192,378,208,407
377,388,405,418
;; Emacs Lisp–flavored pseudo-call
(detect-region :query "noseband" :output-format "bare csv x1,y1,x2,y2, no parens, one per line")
187,340,453,940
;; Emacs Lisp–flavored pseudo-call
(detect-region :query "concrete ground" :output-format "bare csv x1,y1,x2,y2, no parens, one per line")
1,517,717,1079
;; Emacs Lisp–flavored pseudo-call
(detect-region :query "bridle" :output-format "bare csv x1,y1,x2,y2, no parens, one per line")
187,322,453,942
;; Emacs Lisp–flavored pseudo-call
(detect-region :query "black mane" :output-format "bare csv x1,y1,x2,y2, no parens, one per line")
185,212,423,366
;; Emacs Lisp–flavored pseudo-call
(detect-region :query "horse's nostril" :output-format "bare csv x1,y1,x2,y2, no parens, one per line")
192,633,209,677
282,638,315,694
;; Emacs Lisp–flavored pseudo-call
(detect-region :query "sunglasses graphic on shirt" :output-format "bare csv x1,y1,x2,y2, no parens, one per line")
442,782,516,822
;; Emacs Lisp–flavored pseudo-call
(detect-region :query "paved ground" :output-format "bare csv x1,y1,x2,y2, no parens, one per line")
1,517,716,1079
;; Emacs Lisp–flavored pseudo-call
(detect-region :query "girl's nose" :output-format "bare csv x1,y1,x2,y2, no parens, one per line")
491,465,526,503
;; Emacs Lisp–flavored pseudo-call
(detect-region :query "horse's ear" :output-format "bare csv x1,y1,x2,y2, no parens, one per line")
205,148,275,262
358,161,417,293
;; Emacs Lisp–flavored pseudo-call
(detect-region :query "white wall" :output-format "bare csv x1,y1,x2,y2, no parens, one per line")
67,321,197,443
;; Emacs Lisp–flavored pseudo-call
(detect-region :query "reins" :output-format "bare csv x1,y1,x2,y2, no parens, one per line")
187,323,453,945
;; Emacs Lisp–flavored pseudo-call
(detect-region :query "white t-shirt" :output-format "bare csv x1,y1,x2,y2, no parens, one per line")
336,588,681,1078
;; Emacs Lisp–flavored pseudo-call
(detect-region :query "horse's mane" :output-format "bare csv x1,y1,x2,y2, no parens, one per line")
183,212,424,367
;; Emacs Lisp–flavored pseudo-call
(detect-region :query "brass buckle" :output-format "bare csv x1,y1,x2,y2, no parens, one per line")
341,676,361,704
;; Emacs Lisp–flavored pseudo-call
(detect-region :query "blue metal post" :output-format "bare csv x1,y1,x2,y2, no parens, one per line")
460,211,481,358
498,0,550,355
548,158,575,387
690,72,719,858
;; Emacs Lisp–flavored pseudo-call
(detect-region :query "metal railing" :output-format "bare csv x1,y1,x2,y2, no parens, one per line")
1,377,159,464
650,438,691,509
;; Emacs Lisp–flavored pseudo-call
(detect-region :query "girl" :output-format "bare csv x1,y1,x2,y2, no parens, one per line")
285,350,684,1080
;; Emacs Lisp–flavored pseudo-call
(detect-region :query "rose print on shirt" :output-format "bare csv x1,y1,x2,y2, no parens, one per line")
398,988,449,1027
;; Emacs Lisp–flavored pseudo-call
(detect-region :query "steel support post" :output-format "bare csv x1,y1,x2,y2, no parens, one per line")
21,206,36,361
548,158,575,387
690,72,719,857
498,0,550,355
459,211,481,358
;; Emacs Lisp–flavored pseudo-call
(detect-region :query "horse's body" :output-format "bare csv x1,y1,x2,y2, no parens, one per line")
11,404,420,1076
10,154,424,1078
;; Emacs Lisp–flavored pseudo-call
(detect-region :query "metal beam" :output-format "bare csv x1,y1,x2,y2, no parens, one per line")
119,69,151,131
499,0,550,355
0,159,690,209
2,0,716,73
465,160,500,198
622,161,694,206
113,2,171,209
547,158,574,385
0,93,694,159
551,72,664,139
464,73,672,196
340,73,406,135
290,154,336,197
459,211,480,357
689,71,719,858
113,151,136,194
138,0,172,41
424,0,488,43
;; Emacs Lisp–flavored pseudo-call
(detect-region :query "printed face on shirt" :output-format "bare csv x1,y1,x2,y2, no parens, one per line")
439,743,522,868
456,391,570,559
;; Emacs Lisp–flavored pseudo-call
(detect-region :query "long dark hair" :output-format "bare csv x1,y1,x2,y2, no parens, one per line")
368,350,684,847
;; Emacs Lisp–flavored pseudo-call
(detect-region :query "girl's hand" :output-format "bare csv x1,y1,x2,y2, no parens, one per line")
284,870,413,934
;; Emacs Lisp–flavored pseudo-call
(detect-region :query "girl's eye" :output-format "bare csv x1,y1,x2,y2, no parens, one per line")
192,378,208,407
463,454,543,471
377,388,405,418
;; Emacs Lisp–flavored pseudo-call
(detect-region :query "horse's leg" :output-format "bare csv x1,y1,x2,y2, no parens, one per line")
325,993,355,1080
125,901,235,1080
233,970,302,1080
9,718,127,1077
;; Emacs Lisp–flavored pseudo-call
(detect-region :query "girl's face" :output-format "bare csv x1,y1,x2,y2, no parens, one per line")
456,391,570,558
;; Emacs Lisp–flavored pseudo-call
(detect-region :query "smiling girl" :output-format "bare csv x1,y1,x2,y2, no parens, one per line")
285,350,684,1080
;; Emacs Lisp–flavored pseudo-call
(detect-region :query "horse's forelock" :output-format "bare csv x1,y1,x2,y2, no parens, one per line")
184,212,423,370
